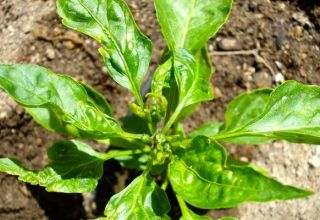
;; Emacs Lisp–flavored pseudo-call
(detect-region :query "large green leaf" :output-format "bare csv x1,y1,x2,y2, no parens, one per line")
104,174,170,219
0,64,123,139
213,81,320,144
56,0,152,106
154,0,232,52
0,140,111,193
163,49,213,132
169,136,312,209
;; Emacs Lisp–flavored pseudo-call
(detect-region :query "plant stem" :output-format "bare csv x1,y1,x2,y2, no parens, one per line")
161,174,169,191
162,103,184,134
175,193,190,217
101,149,148,161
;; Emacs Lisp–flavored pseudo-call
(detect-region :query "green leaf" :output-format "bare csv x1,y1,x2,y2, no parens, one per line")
189,122,223,138
169,136,312,209
104,174,170,219
217,88,272,144
0,140,108,193
82,83,112,115
121,114,150,134
223,89,272,131
154,0,232,52
213,81,320,144
0,64,123,139
163,48,213,132
56,0,152,106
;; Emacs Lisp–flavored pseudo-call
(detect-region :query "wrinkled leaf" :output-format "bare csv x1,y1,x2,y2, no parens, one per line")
163,49,213,132
56,0,152,105
213,81,320,144
82,83,112,115
104,174,170,219
0,64,122,139
169,136,312,209
154,0,232,52
0,140,107,193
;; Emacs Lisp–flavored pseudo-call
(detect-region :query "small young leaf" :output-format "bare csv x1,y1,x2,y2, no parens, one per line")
214,88,272,144
0,64,123,139
56,0,152,106
121,114,150,134
104,174,170,219
223,89,272,132
163,48,213,132
213,81,320,144
154,0,232,52
189,122,223,138
0,140,107,193
169,136,312,209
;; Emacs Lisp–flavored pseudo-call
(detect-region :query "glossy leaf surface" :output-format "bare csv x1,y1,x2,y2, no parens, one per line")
163,49,213,132
82,83,112,115
189,122,223,138
104,174,170,219
154,0,232,52
213,81,320,144
169,136,312,209
0,64,122,139
56,0,152,105
0,140,107,193
223,89,272,131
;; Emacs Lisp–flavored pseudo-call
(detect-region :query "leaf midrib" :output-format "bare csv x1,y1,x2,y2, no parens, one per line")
77,0,142,105
180,0,196,48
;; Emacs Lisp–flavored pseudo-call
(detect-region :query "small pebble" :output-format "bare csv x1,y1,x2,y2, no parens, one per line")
275,72,285,83
292,12,312,27
308,156,320,168
217,38,242,51
63,40,75,49
275,61,285,70
253,72,272,87
46,47,56,60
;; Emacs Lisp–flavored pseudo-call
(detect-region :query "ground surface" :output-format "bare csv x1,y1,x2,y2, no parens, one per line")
0,0,319,219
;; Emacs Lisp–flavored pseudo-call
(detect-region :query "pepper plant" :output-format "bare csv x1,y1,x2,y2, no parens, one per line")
0,0,318,219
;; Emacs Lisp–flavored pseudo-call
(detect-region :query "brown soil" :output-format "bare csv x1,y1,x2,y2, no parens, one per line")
0,0,319,219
